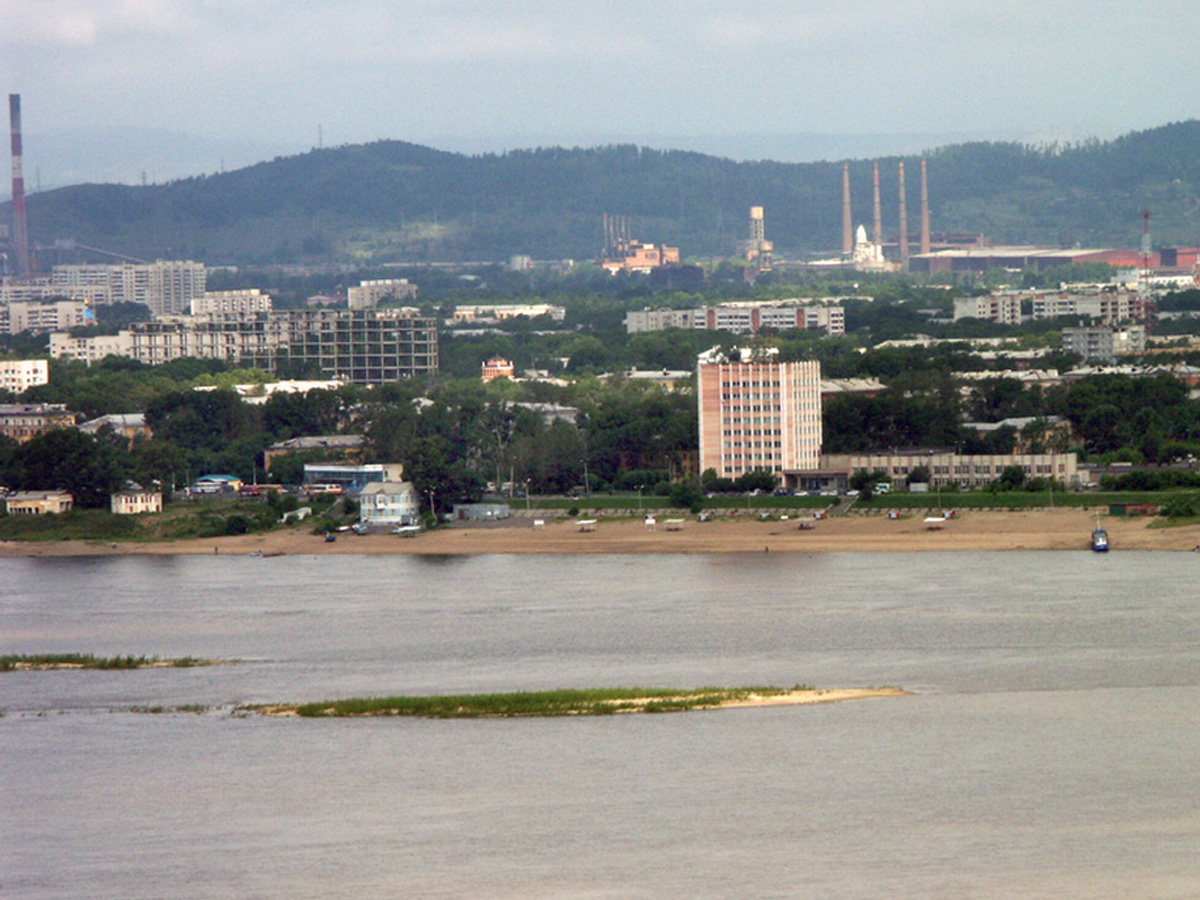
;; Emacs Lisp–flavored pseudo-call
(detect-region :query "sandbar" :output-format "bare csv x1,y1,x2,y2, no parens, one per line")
252,687,911,718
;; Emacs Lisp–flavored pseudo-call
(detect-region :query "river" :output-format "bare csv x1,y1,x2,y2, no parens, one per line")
2,551,1199,898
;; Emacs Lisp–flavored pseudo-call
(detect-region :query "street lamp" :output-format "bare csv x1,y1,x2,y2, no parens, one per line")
637,484,643,512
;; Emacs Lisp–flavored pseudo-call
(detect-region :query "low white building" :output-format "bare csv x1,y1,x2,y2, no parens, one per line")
5,490,74,515
359,481,420,526
111,486,163,515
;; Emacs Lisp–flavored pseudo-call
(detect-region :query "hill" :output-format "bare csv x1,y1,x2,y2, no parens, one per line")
9,121,1200,266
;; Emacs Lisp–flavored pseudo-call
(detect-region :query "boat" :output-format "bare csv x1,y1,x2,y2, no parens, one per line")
1091,524,1109,552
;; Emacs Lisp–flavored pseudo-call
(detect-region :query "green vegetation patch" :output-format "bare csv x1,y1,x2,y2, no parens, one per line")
0,653,212,672
860,491,1170,510
277,685,807,718
0,510,142,542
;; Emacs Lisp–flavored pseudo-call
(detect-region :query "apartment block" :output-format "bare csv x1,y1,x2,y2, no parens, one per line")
1030,291,1134,323
51,261,206,314
50,309,438,384
347,278,418,310
952,295,1023,324
50,332,133,365
190,289,273,315
452,303,566,322
1062,325,1146,363
0,359,49,394
626,301,844,337
0,300,93,335
697,359,822,479
0,403,78,442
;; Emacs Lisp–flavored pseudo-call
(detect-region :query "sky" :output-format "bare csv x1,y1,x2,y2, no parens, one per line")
3,0,1200,187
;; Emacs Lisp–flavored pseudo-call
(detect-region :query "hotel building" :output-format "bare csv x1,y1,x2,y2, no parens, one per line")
697,359,822,479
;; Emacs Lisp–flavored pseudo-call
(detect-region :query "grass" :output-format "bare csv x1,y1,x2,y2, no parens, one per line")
0,509,141,542
274,685,814,718
856,490,1172,510
0,653,211,672
0,495,341,543
529,494,831,512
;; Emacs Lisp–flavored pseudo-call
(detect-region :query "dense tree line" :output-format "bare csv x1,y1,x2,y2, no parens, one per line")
17,120,1200,265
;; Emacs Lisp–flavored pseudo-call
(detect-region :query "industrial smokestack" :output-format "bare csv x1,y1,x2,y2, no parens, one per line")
920,158,931,255
898,161,909,262
872,161,882,247
8,93,32,278
842,163,852,255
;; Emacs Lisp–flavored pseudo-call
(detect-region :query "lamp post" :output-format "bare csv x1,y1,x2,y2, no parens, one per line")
525,479,531,513
637,484,643,512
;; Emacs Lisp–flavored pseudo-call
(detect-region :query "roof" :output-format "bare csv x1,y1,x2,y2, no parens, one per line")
6,490,73,501
79,413,147,432
266,434,365,452
359,481,415,495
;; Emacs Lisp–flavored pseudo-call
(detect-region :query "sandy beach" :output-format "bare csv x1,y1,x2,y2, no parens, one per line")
3,507,1198,557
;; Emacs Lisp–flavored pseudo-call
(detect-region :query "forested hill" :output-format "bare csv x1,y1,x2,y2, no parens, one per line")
12,120,1200,266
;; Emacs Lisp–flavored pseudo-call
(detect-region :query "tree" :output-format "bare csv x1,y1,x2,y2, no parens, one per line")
992,465,1027,492
5,429,128,508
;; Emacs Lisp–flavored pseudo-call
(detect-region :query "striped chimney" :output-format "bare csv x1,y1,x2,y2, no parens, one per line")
841,163,852,255
9,94,32,278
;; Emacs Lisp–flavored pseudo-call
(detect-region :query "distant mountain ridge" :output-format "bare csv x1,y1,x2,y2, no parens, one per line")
9,121,1200,266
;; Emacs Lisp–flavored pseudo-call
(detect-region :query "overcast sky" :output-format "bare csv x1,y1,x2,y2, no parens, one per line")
3,0,1199,183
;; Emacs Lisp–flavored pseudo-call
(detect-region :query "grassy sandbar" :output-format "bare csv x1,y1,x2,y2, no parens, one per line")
0,653,215,672
253,685,909,718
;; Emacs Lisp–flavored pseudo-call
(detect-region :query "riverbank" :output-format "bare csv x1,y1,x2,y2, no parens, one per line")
2,508,1198,556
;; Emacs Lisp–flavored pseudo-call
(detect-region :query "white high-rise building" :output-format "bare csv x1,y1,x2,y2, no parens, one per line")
50,261,206,314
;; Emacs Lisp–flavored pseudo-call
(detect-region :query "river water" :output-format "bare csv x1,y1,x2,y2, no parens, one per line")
2,551,1199,899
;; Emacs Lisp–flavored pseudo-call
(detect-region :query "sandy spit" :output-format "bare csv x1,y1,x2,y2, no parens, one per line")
251,687,911,718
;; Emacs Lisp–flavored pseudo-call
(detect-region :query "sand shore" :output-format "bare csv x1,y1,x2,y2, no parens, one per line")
2,507,1198,557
